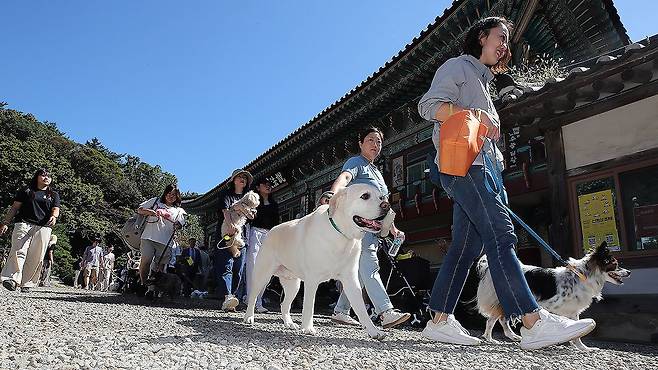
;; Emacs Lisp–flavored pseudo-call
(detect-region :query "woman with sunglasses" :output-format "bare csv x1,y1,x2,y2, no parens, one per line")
1,168,60,292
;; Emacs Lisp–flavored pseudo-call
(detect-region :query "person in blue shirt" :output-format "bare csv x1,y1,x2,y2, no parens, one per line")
328,127,411,329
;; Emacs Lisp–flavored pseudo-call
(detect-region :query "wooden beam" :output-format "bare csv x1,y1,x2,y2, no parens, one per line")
512,0,540,44
592,79,625,94
544,128,571,261
566,89,600,103
621,68,654,84
543,98,576,113
539,80,658,131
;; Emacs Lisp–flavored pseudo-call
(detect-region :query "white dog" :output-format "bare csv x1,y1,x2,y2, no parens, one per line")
243,184,395,340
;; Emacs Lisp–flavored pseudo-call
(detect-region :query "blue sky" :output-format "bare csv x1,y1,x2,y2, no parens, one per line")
2,1,655,194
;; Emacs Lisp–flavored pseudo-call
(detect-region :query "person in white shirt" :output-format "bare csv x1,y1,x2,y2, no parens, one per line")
82,236,104,290
99,246,115,291
167,244,182,274
136,184,186,298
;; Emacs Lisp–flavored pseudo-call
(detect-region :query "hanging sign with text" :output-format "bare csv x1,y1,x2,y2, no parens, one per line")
578,189,621,252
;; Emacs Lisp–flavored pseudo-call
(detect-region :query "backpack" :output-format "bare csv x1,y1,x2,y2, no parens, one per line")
119,198,158,252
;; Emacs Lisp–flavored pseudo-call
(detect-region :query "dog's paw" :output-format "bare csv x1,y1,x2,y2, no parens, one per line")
482,336,500,344
284,321,299,330
367,328,387,341
301,326,317,336
244,315,254,325
572,342,599,351
507,333,522,342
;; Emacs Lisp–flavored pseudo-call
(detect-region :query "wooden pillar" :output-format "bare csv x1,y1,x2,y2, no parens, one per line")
544,127,571,265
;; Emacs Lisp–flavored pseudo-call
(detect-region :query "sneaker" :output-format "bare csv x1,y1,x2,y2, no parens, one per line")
222,295,239,312
331,312,361,326
380,309,411,329
520,309,596,350
422,315,482,345
255,306,269,314
2,280,17,292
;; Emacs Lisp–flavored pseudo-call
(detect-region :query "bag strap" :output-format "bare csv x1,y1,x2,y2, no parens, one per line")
448,103,482,122
136,198,160,229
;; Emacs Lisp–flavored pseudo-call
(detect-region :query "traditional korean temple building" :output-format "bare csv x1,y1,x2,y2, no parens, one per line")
185,0,658,341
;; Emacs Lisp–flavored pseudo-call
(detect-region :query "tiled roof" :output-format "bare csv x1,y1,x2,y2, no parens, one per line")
497,38,657,109
185,0,631,209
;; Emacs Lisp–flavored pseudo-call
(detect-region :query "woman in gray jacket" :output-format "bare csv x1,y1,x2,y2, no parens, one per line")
418,17,595,350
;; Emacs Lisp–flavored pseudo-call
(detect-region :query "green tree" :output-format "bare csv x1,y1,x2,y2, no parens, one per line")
0,105,180,284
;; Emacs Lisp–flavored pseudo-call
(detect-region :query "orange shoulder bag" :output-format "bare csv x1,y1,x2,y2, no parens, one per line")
438,104,489,177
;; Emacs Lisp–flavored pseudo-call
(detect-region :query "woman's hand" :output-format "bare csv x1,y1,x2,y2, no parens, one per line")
47,216,57,227
389,223,402,238
225,225,238,236
478,110,500,141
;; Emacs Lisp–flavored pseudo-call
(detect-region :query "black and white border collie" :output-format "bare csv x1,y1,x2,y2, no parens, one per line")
475,242,630,350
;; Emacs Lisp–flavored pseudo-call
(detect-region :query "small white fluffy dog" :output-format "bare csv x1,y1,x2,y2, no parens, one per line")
244,184,395,340
221,190,260,257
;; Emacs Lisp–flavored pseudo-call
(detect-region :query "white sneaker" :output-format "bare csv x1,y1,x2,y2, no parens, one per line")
422,315,482,345
221,295,239,312
255,306,269,314
520,309,596,350
331,312,361,326
380,309,411,329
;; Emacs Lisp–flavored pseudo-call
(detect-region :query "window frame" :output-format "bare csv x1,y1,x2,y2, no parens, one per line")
568,156,658,260
401,144,435,203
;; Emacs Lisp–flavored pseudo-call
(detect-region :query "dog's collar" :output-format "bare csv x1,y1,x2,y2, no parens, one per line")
328,212,350,239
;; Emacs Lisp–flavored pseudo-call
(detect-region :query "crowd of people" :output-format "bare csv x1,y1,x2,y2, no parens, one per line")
0,16,599,350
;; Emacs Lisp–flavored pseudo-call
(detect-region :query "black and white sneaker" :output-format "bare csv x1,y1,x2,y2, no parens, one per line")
2,280,17,291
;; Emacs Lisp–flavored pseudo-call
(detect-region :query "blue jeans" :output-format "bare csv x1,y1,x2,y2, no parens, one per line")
334,232,393,316
428,166,539,321
213,241,246,298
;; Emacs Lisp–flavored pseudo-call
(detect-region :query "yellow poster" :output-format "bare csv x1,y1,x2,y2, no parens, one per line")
578,189,621,252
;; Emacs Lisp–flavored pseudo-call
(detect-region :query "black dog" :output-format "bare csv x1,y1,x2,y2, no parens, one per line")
147,271,182,299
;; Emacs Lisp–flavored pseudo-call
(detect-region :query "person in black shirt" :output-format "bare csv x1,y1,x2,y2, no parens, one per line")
38,234,57,287
72,255,83,288
214,169,253,311
244,178,280,313
178,237,202,297
1,168,61,292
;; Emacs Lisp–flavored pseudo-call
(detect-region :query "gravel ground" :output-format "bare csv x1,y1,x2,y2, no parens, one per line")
0,287,656,370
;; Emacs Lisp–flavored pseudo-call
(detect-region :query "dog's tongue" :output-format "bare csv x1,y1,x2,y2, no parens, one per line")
354,216,382,231
363,218,382,230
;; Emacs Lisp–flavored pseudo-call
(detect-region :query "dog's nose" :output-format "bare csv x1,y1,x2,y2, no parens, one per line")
380,201,390,211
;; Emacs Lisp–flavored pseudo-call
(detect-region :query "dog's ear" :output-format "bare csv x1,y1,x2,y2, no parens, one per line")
328,188,347,216
595,241,609,256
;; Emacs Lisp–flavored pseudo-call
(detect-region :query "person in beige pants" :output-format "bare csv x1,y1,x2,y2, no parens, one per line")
1,168,60,293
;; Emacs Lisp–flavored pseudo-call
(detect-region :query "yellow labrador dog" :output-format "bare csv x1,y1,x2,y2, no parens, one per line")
244,184,394,340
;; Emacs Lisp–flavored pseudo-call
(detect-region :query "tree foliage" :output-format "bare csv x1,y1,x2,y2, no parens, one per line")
0,106,184,282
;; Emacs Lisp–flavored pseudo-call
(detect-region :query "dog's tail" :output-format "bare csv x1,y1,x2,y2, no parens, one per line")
469,255,504,319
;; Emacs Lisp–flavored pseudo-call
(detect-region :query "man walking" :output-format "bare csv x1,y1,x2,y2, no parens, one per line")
82,236,104,290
